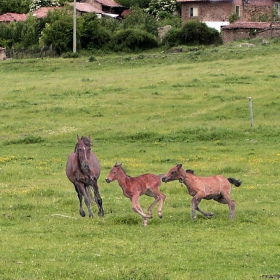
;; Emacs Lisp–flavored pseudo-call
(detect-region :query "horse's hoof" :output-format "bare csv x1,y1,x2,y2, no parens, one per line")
208,212,214,217
98,211,104,217
80,211,86,217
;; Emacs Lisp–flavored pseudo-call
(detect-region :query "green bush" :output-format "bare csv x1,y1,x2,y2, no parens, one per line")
80,13,111,50
161,27,182,47
40,7,78,54
111,29,158,52
120,6,158,36
181,20,220,45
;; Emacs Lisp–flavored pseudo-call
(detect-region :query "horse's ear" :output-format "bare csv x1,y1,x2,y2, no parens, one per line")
76,135,79,140
177,164,182,169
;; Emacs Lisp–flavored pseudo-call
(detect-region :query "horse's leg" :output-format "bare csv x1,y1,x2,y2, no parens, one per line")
75,184,86,217
191,194,213,219
131,195,151,226
76,182,93,218
146,189,166,219
92,180,104,217
214,195,235,219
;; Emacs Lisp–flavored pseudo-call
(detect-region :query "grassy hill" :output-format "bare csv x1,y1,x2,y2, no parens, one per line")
1,39,280,279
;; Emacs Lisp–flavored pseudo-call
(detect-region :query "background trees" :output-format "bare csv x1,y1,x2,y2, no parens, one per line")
0,1,221,55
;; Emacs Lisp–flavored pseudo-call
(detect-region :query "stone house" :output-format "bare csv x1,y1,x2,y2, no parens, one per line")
177,0,280,31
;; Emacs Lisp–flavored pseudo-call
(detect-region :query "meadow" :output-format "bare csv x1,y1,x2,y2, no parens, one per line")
1,39,280,279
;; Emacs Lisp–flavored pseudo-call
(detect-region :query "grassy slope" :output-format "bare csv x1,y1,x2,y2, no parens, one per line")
0,40,280,279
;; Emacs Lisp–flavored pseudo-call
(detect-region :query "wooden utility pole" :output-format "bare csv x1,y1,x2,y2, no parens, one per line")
73,0,76,53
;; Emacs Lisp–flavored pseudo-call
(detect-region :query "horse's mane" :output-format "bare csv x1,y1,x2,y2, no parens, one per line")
74,136,91,152
186,169,194,174
117,164,133,178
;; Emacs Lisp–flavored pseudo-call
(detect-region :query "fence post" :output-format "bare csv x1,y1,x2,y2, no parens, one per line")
248,97,254,127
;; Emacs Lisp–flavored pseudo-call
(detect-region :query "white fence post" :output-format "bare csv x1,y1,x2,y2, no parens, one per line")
248,97,254,127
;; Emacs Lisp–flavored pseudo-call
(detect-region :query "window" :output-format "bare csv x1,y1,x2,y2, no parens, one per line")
235,5,240,17
274,3,280,15
190,7,198,17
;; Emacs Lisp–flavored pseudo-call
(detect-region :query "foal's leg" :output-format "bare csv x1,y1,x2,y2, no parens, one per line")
191,195,213,219
146,189,166,219
214,195,235,219
92,180,104,217
131,195,151,226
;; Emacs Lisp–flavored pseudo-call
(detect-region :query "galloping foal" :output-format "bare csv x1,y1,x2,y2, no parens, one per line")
162,164,241,219
105,163,166,226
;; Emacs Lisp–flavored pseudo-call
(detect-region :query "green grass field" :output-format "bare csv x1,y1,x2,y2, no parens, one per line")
1,40,280,279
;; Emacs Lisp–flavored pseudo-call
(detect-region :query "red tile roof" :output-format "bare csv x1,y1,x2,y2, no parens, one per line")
177,0,231,2
0,13,28,22
69,2,104,14
95,0,123,7
32,7,60,19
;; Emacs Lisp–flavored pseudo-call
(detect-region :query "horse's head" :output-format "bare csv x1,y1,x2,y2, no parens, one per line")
76,135,91,174
105,163,122,183
162,164,185,183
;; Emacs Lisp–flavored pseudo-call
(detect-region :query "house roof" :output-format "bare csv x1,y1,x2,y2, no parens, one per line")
177,0,232,2
69,2,104,14
95,0,123,8
222,22,271,30
0,13,28,22
32,7,60,19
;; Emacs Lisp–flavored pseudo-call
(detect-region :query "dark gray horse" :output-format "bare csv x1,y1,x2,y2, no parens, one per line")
66,136,104,217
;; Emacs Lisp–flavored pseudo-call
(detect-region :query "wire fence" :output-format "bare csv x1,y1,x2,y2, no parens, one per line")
3,46,58,60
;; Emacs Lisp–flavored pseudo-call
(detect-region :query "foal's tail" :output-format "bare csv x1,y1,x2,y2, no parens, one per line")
227,178,242,187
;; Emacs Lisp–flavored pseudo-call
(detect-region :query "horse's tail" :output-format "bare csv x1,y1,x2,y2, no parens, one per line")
227,178,242,187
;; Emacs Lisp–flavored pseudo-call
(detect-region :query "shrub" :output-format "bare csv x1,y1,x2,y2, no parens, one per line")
40,8,78,54
80,13,111,50
161,27,182,47
111,29,158,52
120,6,158,36
181,20,220,45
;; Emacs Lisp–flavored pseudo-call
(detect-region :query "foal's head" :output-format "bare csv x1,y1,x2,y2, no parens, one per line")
76,135,91,173
162,164,186,183
105,163,122,183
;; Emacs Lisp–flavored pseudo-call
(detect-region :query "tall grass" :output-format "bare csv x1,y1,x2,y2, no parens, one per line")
1,40,280,279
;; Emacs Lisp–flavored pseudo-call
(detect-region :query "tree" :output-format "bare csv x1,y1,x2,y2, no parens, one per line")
0,0,31,14
40,8,76,54
29,0,60,11
80,13,110,50
146,0,177,19
21,15,38,47
120,6,158,36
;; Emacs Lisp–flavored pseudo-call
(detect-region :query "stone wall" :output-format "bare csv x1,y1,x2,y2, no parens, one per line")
0,47,6,60
243,2,274,22
221,24,280,43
